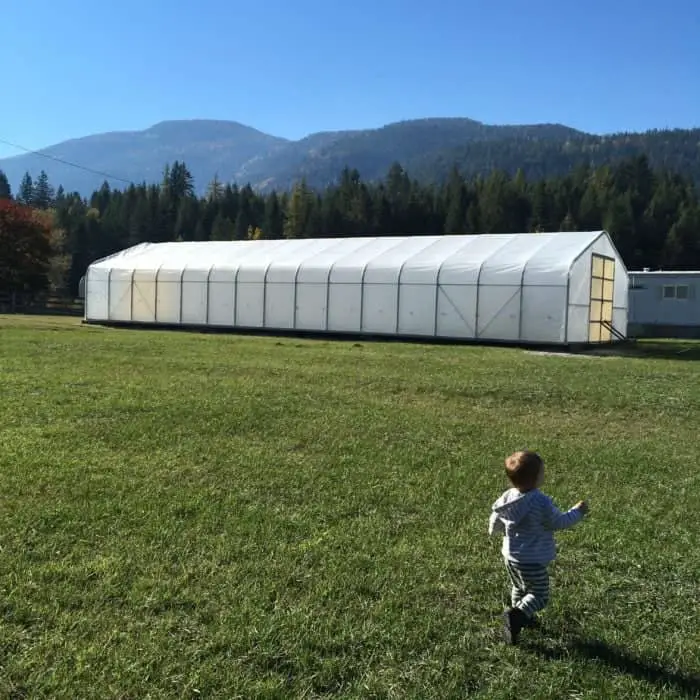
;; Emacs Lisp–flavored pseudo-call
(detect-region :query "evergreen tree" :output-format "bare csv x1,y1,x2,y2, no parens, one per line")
206,174,224,201
577,183,601,231
91,182,112,214
443,166,468,234
197,199,218,241
284,180,313,238
127,192,152,246
263,191,284,239
528,180,549,232
174,197,200,242
33,170,55,209
234,208,249,241
211,211,236,240
220,184,239,222
370,187,392,234
465,200,480,233
662,204,700,269
479,170,512,232
603,193,636,264
166,161,195,200
17,172,34,205
305,195,324,237
0,170,11,199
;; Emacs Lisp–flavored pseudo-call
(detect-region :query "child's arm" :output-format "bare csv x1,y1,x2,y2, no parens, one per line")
488,510,505,536
542,496,586,531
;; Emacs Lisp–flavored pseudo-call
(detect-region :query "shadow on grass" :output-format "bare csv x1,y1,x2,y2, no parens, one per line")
576,340,700,362
623,340,700,362
528,637,700,696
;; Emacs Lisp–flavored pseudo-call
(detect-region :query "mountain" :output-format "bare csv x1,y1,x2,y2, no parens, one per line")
0,120,288,196
1,118,699,197
233,118,588,191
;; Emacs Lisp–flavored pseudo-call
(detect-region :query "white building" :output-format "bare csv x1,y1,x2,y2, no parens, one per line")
628,270,700,338
84,231,628,346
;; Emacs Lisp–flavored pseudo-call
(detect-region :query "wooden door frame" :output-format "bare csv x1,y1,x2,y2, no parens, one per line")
588,253,616,343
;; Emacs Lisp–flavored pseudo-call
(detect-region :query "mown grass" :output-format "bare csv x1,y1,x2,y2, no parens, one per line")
0,315,699,699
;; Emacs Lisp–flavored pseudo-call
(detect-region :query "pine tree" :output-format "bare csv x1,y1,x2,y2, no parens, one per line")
234,186,256,240
479,170,511,233
370,188,392,234
234,208,249,240
603,193,636,264
321,190,345,235
211,211,235,240
304,195,323,237
91,182,112,214
284,180,313,238
128,194,152,246
263,191,284,239
0,170,11,199
172,161,195,200
194,219,207,242
220,184,239,221
529,180,549,232
174,197,200,242
162,161,195,201
577,184,601,231
662,204,700,269
465,200,480,233
207,174,224,201
33,170,55,209
17,172,34,205
443,166,468,233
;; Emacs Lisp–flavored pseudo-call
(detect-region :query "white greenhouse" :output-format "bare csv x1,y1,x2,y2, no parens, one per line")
84,231,628,345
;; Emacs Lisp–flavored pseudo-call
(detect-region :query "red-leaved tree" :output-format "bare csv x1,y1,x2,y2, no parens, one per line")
0,199,53,293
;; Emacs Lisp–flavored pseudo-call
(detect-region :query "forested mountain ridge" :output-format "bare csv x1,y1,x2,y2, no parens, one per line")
3,154,700,303
1,118,698,196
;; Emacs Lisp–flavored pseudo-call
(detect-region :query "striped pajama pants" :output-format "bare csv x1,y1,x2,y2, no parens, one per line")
505,560,550,617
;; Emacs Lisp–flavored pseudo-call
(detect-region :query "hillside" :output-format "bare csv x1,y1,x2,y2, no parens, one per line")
1,118,699,196
0,120,288,196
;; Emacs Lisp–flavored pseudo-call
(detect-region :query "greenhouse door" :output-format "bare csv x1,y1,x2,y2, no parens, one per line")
588,254,615,342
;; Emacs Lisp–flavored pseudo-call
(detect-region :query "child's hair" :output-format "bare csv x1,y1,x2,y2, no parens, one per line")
505,450,543,490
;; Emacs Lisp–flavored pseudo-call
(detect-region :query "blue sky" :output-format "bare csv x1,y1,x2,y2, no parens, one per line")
1,0,698,158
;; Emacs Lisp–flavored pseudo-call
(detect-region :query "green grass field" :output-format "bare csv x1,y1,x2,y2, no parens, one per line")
1,315,699,699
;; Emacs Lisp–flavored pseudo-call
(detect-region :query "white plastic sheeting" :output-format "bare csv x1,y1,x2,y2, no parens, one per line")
84,231,629,344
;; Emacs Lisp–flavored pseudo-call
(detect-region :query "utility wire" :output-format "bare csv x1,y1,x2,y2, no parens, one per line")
0,137,134,186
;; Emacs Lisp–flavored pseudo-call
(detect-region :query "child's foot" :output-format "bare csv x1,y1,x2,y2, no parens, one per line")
503,607,530,644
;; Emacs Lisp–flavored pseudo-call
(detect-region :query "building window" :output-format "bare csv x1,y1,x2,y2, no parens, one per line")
662,284,691,300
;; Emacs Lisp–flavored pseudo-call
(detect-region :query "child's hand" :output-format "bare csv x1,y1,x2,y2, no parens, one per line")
575,500,589,515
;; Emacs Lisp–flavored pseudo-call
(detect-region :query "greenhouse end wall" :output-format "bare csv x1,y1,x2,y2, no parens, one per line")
84,232,628,346
566,234,628,343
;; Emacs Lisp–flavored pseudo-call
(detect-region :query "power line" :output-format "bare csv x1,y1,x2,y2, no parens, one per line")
0,137,134,186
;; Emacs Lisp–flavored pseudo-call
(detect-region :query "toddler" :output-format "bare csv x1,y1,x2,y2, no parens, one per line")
488,450,588,644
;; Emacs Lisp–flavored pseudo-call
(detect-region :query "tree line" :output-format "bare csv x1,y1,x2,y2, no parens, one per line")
1,155,699,297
